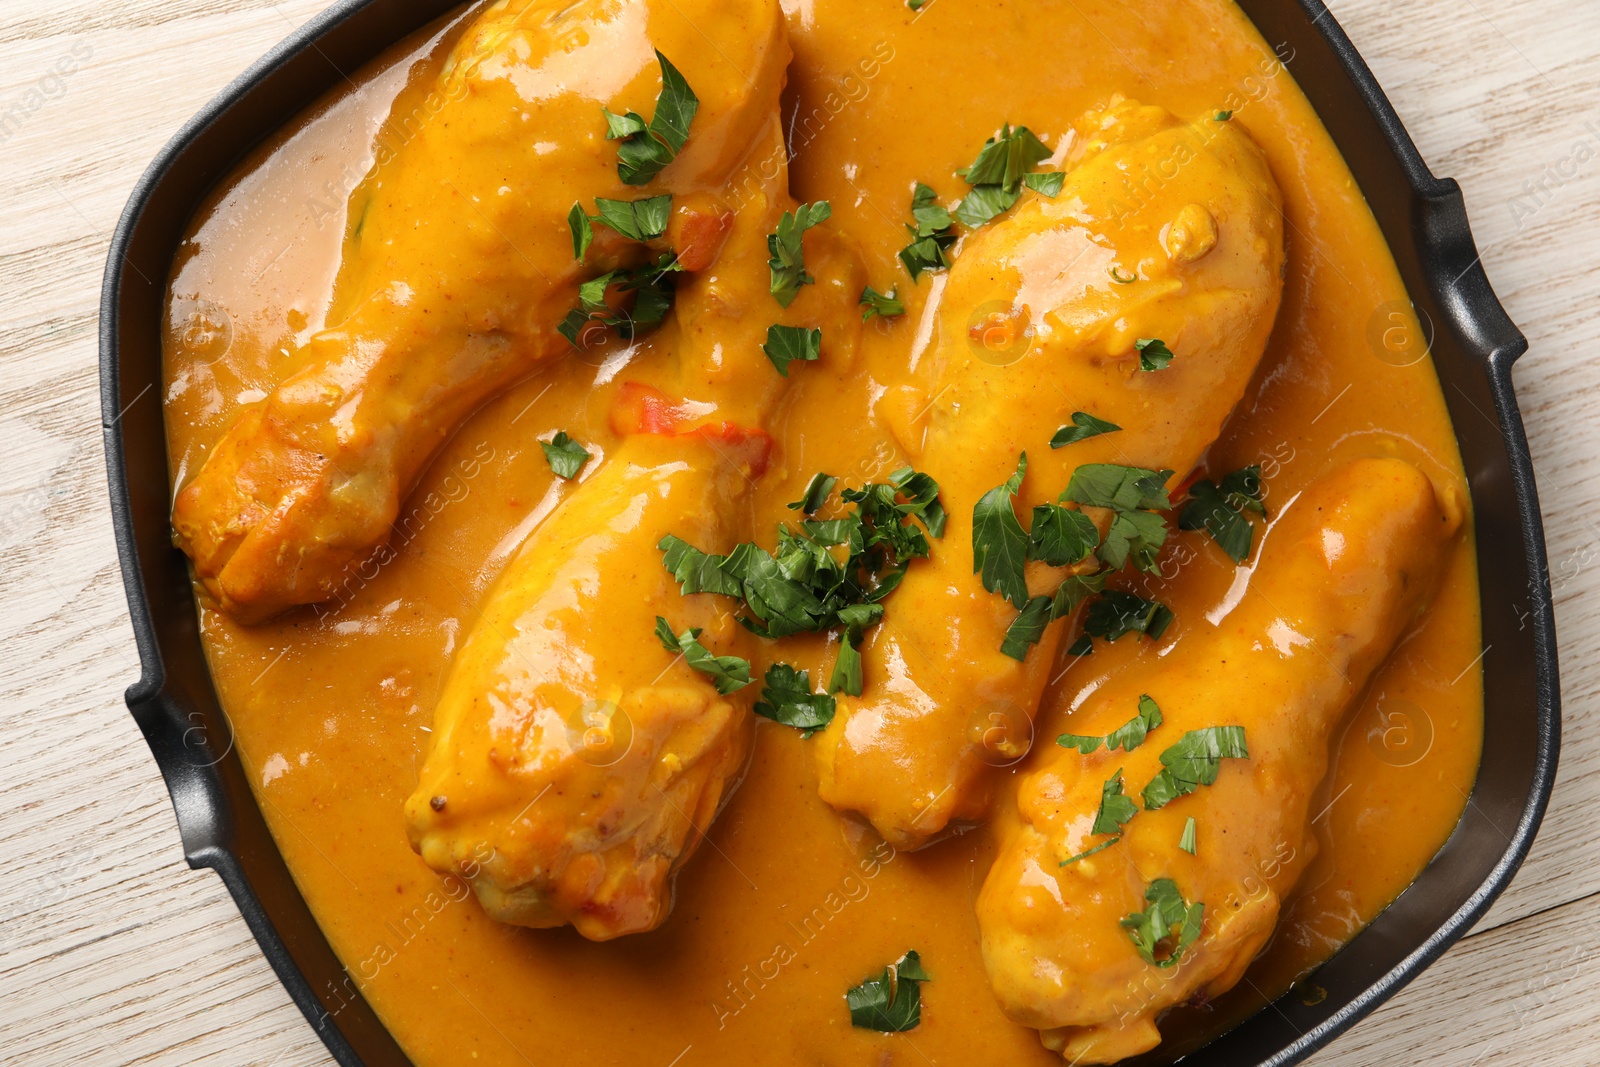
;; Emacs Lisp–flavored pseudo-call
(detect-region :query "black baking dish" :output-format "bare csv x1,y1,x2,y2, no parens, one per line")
99,1,1561,1064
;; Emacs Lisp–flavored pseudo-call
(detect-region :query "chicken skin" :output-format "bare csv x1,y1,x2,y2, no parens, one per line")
172,0,788,622
404,112,864,939
976,459,1460,1063
814,100,1286,848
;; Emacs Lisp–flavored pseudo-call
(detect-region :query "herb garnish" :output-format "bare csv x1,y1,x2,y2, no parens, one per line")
1141,726,1249,810
898,183,958,280
557,255,683,347
830,622,865,696
972,454,1031,609
788,472,838,514
604,51,698,186
1135,337,1175,371
1092,769,1140,836
753,663,836,735
847,951,930,1032
1058,695,1163,755
540,431,591,480
568,195,673,256
1121,879,1204,968
658,468,944,652
762,324,823,376
1083,589,1176,643
1050,412,1122,448
1214,110,1233,121
768,201,832,307
1060,836,1121,867
860,285,906,320
1063,463,1175,574
953,124,1057,228
1180,816,1198,855
1179,464,1266,563
653,617,752,695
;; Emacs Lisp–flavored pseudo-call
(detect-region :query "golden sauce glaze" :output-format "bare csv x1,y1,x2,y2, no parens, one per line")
160,1,1483,1063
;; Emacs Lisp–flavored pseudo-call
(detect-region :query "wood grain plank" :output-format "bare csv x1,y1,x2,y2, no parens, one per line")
0,0,1593,1064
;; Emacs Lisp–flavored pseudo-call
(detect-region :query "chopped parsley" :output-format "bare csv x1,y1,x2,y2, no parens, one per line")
953,124,1056,228
898,182,957,280
768,201,832,307
972,454,1031,609
1026,503,1099,567
658,468,945,648
1083,589,1175,644
557,255,683,347
753,663,836,736
1179,464,1267,563
1180,816,1198,855
1023,169,1066,197
762,324,823,376
652,617,752,695
1214,110,1233,121
999,595,1054,661
1108,266,1138,285
1091,769,1139,836
829,624,865,696
1135,337,1175,372
859,285,906,320
604,51,699,186
568,194,673,254
1063,464,1175,574
1121,878,1204,968
539,431,591,480
1050,412,1122,448
1141,726,1249,810
1060,836,1120,867
847,950,930,1033
1058,694,1163,755
788,472,838,514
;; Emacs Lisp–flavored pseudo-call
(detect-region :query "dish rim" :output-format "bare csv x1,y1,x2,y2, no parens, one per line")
97,1,1561,1064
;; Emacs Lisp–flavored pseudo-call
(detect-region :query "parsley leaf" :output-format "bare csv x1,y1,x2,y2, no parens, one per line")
768,201,832,307
653,616,752,695
898,183,958,280
972,454,1031,608
1121,879,1204,968
860,285,906,320
847,951,930,1033
830,624,865,696
540,431,591,479
1050,412,1122,448
1135,337,1174,371
1051,570,1108,617
889,466,948,538
1000,594,1054,661
557,255,684,347
657,534,742,596
605,51,699,186
1082,589,1175,643
788,473,838,514
753,663,836,735
1027,504,1099,566
1214,110,1233,121
1058,694,1163,754
1180,816,1198,855
1091,769,1140,836
954,124,1054,227
763,324,823,376
1179,465,1266,563
1023,170,1066,197
568,202,592,260
1060,836,1120,867
590,194,673,241
1142,727,1249,810
1063,464,1173,512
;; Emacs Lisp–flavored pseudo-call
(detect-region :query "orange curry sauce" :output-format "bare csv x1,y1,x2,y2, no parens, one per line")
160,1,1482,1063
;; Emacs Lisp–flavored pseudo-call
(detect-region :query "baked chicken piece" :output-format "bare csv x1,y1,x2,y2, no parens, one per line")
976,458,1460,1063
814,100,1286,847
405,116,864,939
172,0,787,622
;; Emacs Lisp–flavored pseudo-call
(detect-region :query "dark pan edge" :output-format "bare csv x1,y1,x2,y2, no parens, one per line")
97,1,1560,1065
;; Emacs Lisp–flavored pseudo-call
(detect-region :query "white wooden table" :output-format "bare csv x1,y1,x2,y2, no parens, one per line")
1,0,1594,1063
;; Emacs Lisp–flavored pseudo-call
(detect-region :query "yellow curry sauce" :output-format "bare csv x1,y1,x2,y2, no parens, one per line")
161,1,1483,1063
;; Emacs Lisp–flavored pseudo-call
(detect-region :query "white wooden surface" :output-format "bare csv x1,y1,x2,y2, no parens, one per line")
0,0,1595,1063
